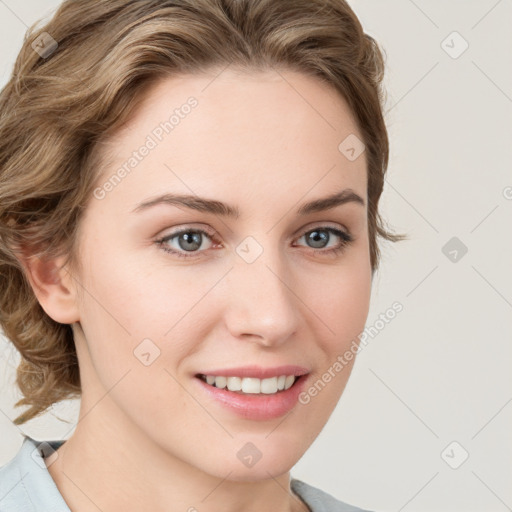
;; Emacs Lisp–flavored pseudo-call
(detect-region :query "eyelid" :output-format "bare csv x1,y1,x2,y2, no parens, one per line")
294,221,349,237
155,225,219,255
156,223,217,241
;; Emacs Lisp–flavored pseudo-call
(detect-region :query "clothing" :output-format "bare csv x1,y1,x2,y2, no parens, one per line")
0,435,371,511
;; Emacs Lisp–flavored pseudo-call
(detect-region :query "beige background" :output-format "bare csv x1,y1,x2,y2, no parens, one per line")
1,1,511,510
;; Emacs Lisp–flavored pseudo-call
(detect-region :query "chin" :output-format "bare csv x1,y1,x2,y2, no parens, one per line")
214,459,296,482
217,441,301,481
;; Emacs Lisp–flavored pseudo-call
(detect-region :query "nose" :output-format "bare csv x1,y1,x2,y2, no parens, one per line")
223,245,299,347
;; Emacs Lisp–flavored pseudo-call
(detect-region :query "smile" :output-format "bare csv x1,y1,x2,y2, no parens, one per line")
194,366,310,420
198,374,296,394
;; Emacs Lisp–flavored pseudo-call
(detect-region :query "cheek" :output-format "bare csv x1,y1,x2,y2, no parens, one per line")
294,261,371,422
80,240,207,337
302,254,372,345
296,247,371,409
335,264,372,339
74,250,204,428
75,238,227,390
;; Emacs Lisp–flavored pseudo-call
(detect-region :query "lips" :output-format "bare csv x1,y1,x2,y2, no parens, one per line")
193,365,310,420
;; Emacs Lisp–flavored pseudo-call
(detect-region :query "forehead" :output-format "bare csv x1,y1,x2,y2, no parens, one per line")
92,67,367,213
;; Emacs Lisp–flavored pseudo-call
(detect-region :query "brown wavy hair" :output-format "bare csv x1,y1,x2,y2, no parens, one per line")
0,0,405,425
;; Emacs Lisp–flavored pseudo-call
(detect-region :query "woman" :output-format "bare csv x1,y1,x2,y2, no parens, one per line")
0,0,404,510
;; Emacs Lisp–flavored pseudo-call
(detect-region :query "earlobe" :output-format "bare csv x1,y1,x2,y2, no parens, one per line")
20,253,80,325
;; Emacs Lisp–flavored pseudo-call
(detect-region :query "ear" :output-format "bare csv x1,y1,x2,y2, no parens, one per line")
20,252,80,325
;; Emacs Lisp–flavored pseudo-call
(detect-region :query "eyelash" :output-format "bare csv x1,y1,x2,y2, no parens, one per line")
155,225,354,259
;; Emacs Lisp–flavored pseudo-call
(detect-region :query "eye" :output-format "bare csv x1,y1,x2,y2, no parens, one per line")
156,228,217,258
294,226,353,256
155,225,354,259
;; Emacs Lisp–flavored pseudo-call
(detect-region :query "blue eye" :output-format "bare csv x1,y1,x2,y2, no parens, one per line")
296,227,353,255
155,226,353,259
156,229,215,258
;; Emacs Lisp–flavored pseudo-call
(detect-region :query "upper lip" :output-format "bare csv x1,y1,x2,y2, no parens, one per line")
195,365,310,379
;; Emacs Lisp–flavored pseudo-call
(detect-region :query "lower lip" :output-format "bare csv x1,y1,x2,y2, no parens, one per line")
195,375,308,421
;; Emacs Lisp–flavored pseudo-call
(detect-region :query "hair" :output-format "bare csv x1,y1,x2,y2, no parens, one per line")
0,0,405,425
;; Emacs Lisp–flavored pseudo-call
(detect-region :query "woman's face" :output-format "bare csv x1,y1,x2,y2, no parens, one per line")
69,67,371,480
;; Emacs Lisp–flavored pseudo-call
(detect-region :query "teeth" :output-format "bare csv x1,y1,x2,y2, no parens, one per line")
226,376,242,391
202,374,297,394
241,377,260,393
284,375,295,390
260,377,277,394
214,376,227,389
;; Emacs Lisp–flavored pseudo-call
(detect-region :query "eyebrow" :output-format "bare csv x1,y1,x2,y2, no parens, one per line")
131,188,365,217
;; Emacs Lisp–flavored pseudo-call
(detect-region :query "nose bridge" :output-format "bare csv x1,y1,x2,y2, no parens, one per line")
225,238,298,344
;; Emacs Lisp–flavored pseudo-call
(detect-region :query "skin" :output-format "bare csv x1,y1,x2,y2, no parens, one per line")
24,67,372,512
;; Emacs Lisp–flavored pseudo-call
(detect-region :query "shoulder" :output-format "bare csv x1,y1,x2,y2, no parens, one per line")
0,435,69,511
291,478,373,512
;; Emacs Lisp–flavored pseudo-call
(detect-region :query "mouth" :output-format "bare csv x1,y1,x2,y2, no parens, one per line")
195,373,303,395
193,366,310,420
